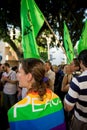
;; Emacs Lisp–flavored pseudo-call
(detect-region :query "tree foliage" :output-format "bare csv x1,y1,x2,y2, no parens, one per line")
36,0,87,45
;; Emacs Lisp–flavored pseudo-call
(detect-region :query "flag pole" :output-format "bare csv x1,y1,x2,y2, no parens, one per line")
43,16,68,60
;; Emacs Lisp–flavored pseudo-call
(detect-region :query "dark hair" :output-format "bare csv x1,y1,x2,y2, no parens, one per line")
78,49,87,67
45,60,53,70
73,58,81,71
12,66,18,71
45,60,52,67
73,58,80,67
4,62,10,67
21,58,52,100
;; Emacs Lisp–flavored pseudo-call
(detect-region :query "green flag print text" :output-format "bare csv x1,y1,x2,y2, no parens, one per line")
21,0,44,58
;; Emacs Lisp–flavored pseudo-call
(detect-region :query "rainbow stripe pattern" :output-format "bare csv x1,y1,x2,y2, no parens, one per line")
8,89,66,130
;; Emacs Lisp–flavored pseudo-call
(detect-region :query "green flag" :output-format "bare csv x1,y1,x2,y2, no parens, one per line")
77,20,87,54
21,0,44,58
63,21,74,63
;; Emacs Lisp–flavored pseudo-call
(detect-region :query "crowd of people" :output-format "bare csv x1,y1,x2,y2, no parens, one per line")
0,49,87,130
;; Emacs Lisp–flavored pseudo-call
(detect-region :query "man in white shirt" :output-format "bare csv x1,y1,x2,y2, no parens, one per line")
2,63,17,111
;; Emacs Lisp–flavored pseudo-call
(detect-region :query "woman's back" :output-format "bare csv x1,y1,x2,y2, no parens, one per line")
8,89,66,130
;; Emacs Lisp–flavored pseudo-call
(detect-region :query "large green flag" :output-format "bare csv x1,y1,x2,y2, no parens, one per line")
77,20,87,54
21,0,44,58
63,21,74,63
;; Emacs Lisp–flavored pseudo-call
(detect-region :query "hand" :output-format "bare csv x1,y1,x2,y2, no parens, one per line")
2,76,9,81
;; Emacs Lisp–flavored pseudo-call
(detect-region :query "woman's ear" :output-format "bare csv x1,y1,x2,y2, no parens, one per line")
26,73,32,82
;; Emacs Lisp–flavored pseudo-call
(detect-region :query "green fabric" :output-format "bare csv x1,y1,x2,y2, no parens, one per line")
77,20,87,54
63,21,74,63
21,0,44,58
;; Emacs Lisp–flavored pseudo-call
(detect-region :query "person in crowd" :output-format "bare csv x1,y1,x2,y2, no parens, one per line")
12,66,18,73
0,64,3,89
45,60,55,91
1,63,17,111
61,58,80,93
0,63,4,106
64,49,87,130
61,64,73,129
54,64,65,101
61,58,81,129
8,58,66,130
61,64,72,93
70,58,81,76
12,65,22,101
